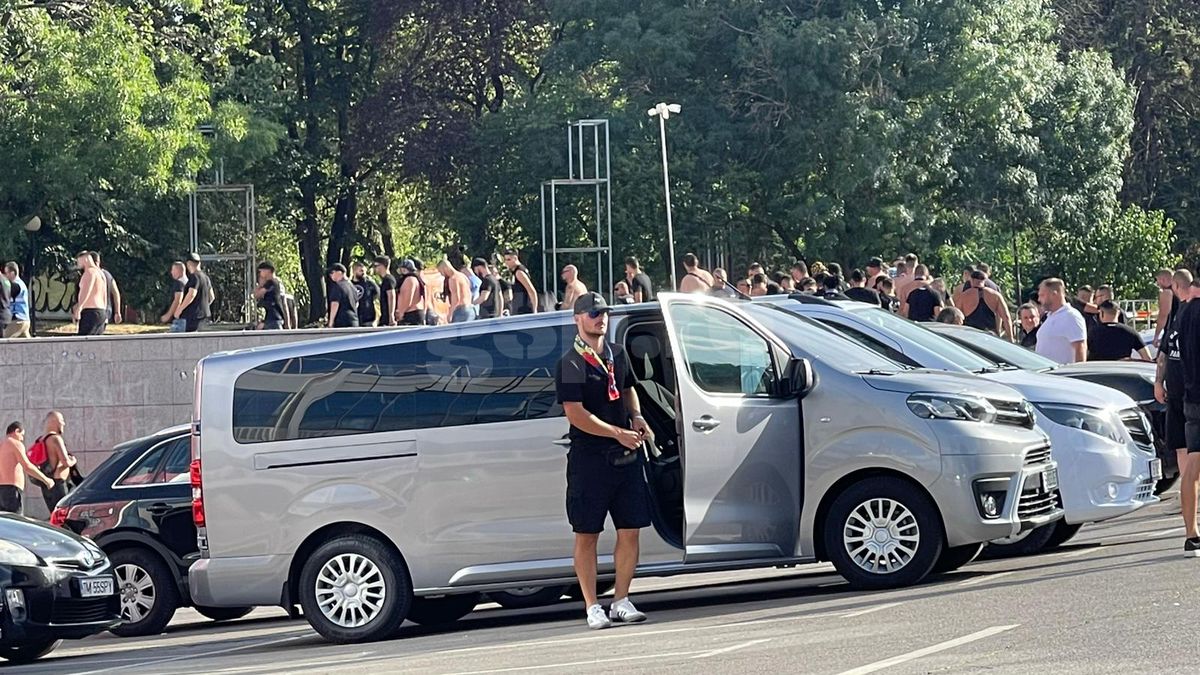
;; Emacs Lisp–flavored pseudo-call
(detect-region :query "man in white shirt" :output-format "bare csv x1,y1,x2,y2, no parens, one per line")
1036,277,1088,364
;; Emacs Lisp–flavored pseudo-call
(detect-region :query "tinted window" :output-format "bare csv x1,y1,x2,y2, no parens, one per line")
946,329,1057,370
747,303,908,373
232,325,569,443
153,438,191,484
671,304,777,395
118,442,170,486
842,305,996,370
822,323,921,368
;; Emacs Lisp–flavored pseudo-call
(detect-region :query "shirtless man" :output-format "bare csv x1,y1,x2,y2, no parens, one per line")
74,250,109,335
1153,268,1176,348
678,253,715,293
561,265,589,309
953,269,1014,340
893,254,919,303
439,259,475,323
0,422,53,515
35,411,73,512
395,259,427,326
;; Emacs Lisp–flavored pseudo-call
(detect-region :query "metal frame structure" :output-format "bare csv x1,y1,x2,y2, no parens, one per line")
540,119,613,302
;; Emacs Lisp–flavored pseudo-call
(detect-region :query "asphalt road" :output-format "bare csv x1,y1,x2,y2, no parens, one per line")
16,495,1197,674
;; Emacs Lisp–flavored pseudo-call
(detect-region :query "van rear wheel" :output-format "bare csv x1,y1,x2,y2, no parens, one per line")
823,477,943,589
298,535,412,643
406,593,481,626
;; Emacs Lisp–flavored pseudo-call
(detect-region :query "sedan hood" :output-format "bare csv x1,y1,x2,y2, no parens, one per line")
861,369,1024,401
0,513,104,568
984,369,1137,409
1052,360,1155,379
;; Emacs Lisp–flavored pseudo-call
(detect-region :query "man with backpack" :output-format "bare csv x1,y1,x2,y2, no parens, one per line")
27,411,74,512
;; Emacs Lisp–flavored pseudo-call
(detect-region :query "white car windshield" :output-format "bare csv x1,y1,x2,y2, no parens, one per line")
945,327,1058,370
840,304,1000,372
746,303,908,374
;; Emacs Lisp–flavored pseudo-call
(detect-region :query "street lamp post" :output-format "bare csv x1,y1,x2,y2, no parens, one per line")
648,102,681,290
23,216,41,337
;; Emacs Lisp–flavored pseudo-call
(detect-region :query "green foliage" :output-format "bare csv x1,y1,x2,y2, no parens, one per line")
1040,205,1180,299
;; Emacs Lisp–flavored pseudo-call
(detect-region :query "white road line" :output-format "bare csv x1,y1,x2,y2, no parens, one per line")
1146,527,1185,538
956,571,1015,588
836,624,1020,675
66,633,309,675
840,601,904,618
692,637,772,659
446,650,699,675
1055,546,1097,559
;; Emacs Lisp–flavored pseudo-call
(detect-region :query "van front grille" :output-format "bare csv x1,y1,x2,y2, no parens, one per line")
1017,484,1061,520
1024,444,1052,467
50,598,119,625
1119,408,1154,452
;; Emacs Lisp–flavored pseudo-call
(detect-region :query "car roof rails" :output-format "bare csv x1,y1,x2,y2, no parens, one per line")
783,292,840,306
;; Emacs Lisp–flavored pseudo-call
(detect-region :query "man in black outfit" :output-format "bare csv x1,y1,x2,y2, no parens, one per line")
374,256,398,327
1088,301,1151,361
1177,278,1200,557
556,292,653,630
905,276,944,322
624,257,655,303
820,275,850,300
253,261,287,330
177,253,214,332
351,262,380,327
845,269,881,305
326,264,359,328
472,257,503,319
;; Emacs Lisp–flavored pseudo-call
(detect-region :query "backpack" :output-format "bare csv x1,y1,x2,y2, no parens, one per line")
26,434,49,468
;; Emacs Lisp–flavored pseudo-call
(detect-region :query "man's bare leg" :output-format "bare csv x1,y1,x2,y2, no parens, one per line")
573,533,600,609
613,528,640,601
1183,453,1200,540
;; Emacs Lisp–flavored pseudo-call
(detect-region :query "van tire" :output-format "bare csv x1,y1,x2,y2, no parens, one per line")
108,547,180,637
823,477,943,589
0,639,61,663
489,586,568,609
984,522,1057,558
194,606,254,622
1044,522,1083,550
930,543,984,575
406,593,481,626
298,535,412,643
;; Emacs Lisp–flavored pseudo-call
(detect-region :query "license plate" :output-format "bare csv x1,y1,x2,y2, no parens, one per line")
1041,466,1059,493
1150,458,1163,481
78,577,114,598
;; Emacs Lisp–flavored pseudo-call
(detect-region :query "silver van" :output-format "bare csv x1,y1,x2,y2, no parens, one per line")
188,294,1060,643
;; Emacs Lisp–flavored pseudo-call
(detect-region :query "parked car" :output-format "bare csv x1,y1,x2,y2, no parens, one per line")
764,295,1160,556
0,514,121,663
188,293,1060,643
52,426,252,637
925,322,1175,493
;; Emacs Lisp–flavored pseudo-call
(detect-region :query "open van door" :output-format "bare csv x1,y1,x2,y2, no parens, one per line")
658,293,803,563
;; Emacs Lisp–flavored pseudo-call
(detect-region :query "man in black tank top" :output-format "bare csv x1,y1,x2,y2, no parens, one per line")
953,270,1013,340
503,249,538,314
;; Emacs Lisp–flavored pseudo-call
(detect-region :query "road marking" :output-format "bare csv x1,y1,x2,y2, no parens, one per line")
66,632,309,675
956,571,1015,587
1055,546,1097,559
818,581,848,588
692,638,771,659
836,624,1020,675
446,650,698,674
1146,527,1184,538
840,601,904,618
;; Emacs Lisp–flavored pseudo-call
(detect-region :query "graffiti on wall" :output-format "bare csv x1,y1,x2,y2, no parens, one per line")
30,272,76,319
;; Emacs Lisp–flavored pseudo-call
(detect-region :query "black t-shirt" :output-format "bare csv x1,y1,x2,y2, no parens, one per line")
353,276,379,325
1071,298,1100,332
630,272,655,302
821,289,850,301
510,264,534,314
259,278,285,324
478,274,502,319
845,287,881,305
1087,323,1144,361
328,278,360,327
182,271,213,321
378,274,397,324
905,286,943,322
1020,326,1039,349
555,342,635,452
1164,301,1187,396
1180,301,1200,403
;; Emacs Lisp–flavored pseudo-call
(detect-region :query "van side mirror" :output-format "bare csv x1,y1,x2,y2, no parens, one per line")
781,357,815,398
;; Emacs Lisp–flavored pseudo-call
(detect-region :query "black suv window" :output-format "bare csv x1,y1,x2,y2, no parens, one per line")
118,441,170,487
153,438,191,484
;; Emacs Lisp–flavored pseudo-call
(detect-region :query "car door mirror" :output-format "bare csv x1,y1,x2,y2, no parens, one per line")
781,357,815,398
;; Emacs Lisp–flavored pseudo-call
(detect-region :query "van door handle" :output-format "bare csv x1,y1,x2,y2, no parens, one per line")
692,416,721,432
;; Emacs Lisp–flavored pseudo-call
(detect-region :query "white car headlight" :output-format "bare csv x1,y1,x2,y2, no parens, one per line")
907,393,998,424
0,540,40,567
1035,404,1125,444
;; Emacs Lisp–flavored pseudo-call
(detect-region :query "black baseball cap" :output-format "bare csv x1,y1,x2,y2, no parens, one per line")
573,292,611,316
186,252,202,263
398,259,417,273
867,257,883,268
471,257,489,269
327,263,347,275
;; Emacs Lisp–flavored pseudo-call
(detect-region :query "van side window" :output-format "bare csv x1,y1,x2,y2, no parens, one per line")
232,325,569,443
821,322,920,368
672,304,777,395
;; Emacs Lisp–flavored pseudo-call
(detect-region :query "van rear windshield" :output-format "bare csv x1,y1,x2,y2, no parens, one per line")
231,325,572,443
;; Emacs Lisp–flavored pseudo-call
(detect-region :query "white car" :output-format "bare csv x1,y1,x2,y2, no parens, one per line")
764,296,1161,555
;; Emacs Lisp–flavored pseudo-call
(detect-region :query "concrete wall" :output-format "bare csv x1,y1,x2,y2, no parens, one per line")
3,327,387,517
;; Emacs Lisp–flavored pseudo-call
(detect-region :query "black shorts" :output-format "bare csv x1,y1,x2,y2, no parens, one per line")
400,310,425,326
1167,395,1187,451
185,317,211,333
42,478,69,512
78,308,107,335
1183,402,1200,454
0,485,22,514
565,447,651,534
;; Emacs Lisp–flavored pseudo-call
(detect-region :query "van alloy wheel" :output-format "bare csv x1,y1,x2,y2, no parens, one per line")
843,498,920,573
314,553,387,629
115,563,156,624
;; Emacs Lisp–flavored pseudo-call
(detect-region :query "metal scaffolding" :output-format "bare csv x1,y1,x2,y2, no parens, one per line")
540,119,613,302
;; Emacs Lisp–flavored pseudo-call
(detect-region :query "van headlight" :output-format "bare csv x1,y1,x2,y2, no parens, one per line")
1034,404,1125,444
907,393,997,424
0,541,40,567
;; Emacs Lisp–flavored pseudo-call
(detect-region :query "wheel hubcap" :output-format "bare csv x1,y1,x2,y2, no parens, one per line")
314,553,386,628
115,563,156,623
844,498,920,574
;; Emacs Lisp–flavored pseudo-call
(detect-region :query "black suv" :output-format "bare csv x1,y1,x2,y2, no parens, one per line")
52,426,251,637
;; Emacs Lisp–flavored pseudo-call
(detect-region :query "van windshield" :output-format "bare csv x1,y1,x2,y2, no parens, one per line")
745,303,909,374
840,304,999,372
944,327,1058,371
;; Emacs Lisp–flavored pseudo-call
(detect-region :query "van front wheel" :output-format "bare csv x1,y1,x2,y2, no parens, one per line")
298,535,412,643
824,478,944,590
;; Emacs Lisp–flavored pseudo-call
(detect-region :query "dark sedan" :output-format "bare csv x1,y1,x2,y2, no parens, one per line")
926,323,1175,492
52,425,251,637
0,514,121,663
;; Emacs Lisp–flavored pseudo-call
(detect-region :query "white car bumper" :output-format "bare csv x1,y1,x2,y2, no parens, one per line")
1043,423,1160,525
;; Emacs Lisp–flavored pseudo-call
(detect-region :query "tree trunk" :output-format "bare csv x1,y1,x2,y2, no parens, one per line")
298,182,324,324
379,191,396,262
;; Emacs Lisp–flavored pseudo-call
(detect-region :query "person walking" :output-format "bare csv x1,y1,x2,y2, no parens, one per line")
624,257,655,303
351,262,380,327
0,422,53,515
903,267,943,321
161,262,189,332
1088,301,1152,361
176,253,214,332
1153,268,1176,348
555,292,652,630
472,258,504,319
503,249,539,315
4,263,32,338
678,253,714,293
1017,303,1041,349
29,412,72,513
253,261,287,330
90,252,122,326
74,251,109,335
561,265,588,310
396,259,427,326
438,259,475,323
953,270,1013,339
1035,278,1087,364
1177,277,1200,556
326,264,360,328
374,257,398,327
1156,270,1193,548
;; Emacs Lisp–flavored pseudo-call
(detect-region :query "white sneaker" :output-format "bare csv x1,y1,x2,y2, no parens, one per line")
586,603,612,630
609,597,647,624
